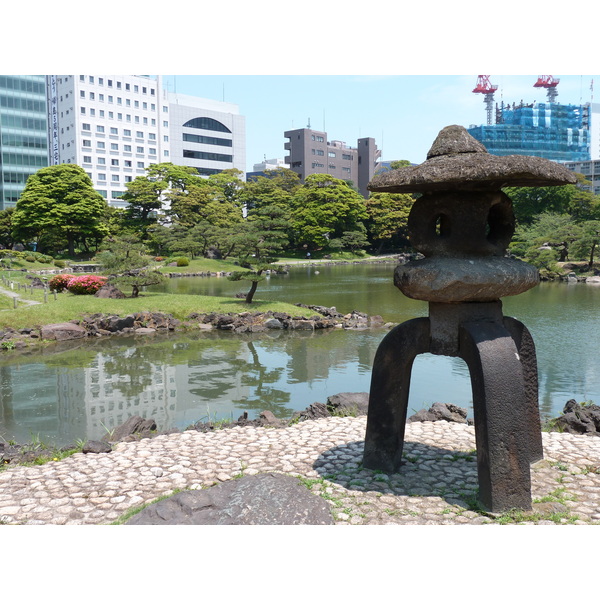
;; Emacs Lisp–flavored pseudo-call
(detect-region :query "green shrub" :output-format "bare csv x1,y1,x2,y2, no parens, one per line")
25,255,35,263
54,260,66,268
176,256,189,267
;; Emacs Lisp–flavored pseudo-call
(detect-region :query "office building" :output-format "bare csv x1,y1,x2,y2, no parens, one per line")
47,75,245,208
0,75,49,211
284,128,380,198
564,159,600,195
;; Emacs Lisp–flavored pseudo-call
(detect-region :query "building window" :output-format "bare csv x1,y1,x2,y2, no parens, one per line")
328,152,336,158
80,90,85,98
316,149,324,156
112,175,119,182
83,156,92,163
90,92,95,100
82,123,91,131
111,159,119,166
316,136,324,142
110,127,118,135
97,142,105,149
97,125,105,133
342,153,352,160
111,143,118,150
182,117,230,133
136,131,143,138
183,149,233,162
83,140,91,147
98,173,106,181
123,129,131,137
98,157,106,165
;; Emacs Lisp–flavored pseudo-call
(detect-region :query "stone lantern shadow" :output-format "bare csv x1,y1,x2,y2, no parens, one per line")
363,125,577,512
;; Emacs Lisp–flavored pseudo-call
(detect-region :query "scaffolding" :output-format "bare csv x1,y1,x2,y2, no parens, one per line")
468,102,590,162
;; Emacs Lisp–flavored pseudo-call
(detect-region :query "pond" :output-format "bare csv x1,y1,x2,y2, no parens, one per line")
1,262,599,446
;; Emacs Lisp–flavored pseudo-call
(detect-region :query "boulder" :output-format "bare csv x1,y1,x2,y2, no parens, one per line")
102,415,157,442
40,322,87,341
125,473,334,525
82,440,112,454
327,392,369,416
546,400,600,435
94,284,126,299
407,402,468,424
292,402,331,422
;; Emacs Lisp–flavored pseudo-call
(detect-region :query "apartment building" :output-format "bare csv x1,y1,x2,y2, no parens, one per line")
284,128,380,198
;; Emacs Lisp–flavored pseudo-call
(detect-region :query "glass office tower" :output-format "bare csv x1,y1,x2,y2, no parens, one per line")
0,75,49,211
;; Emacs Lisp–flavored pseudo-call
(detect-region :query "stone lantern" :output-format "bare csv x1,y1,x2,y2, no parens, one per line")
363,125,577,512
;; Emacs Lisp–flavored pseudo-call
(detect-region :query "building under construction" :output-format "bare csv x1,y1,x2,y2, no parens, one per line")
467,76,591,163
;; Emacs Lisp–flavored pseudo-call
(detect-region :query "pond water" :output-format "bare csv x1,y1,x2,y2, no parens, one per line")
1,262,599,446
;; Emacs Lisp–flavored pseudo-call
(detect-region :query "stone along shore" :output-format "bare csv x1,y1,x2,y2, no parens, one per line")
1,417,599,525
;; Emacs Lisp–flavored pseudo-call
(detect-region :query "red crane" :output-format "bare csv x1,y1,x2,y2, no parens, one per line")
473,75,498,125
533,75,559,103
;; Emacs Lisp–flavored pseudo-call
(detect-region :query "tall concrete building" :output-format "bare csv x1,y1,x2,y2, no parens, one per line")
0,75,49,211
47,75,245,207
284,128,380,198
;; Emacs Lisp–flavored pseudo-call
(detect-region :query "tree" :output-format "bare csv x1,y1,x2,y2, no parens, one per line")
365,192,414,252
97,234,164,297
0,208,14,249
11,164,109,257
504,184,577,226
290,174,368,250
119,175,167,234
228,205,289,304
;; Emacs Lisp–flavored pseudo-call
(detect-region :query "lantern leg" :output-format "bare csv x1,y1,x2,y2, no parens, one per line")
459,321,533,512
363,318,430,472
502,316,543,463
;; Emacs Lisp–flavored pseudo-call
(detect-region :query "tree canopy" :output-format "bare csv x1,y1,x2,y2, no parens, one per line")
11,164,109,256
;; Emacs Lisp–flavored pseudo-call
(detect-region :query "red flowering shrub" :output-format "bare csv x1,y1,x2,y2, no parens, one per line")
66,275,108,295
48,273,76,292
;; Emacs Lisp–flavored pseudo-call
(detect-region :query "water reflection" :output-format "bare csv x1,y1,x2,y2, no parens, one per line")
1,265,599,445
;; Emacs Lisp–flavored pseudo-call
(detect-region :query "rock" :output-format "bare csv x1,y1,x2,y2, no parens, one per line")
259,410,283,427
585,276,600,284
94,284,126,299
82,440,112,454
125,473,334,525
102,415,157,442
293,402,331,422
264,318,283,329
327,392,369,416
407,402,468,423
546,400,600,435
40,322,87,341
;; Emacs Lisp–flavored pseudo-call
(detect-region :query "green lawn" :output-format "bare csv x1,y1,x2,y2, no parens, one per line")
0,290,316,330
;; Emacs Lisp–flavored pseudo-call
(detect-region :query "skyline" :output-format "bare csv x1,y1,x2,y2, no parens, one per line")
161,74,598,172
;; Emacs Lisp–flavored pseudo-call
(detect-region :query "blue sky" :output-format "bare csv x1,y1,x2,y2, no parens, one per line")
160,74,598,171
6,2,600,173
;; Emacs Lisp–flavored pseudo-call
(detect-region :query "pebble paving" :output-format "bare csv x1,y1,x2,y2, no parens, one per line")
1,417,599,525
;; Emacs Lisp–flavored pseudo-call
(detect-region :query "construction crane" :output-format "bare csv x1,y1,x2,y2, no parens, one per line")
473,75,498,125
533,75,560,103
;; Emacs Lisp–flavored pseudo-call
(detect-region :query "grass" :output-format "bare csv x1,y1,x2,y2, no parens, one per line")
156,256,248,274
0,289,318,330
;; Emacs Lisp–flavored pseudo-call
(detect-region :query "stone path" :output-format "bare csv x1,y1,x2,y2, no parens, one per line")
1,417,599,525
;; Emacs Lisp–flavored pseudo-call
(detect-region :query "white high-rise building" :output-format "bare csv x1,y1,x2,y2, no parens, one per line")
47,75,246,207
